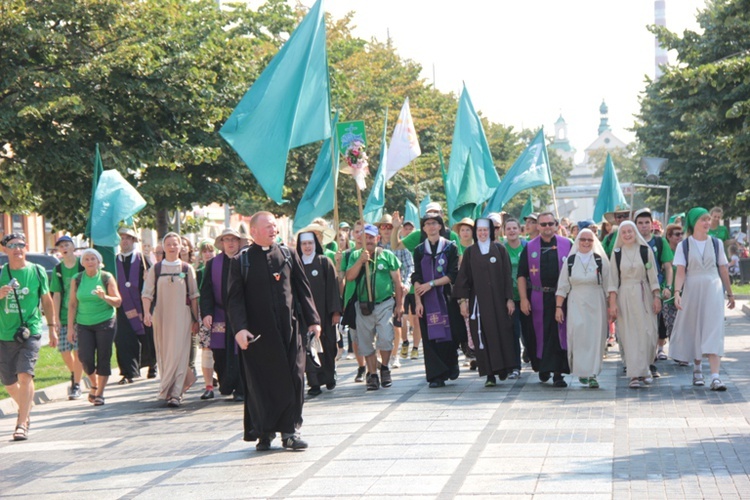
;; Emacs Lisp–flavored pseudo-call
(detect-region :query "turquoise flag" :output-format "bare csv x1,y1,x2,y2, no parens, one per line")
483,128,551,216
451,154,481,222
405,199,419,226
520,194,534,220
85,144,104,240
293,112,339,232
419,194,432,217
91,170,147,247
446,84,499,224
363,110,389,223
220,0,330,204
593,153,629,222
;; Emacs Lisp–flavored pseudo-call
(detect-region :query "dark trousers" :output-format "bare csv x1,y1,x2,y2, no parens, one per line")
77,318,116,377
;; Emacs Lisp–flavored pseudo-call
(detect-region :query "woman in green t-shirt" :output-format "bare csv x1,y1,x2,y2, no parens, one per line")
708,206,730,242
67,249,122,406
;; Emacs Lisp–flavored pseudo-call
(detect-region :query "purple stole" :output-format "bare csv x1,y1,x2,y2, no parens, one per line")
117,253,145,335
210,255,227,350
420,237,452,343
527,235,572,358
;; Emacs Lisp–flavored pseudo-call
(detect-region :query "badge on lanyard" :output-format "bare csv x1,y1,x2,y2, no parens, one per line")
311,269,319,277
490,257,497,263
531,252,538,258
125,281,132,288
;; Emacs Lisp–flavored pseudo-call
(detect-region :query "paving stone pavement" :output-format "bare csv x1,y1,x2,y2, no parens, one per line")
1,303,749,499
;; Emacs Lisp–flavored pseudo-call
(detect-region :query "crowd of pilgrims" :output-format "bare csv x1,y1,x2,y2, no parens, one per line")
50,202,737,415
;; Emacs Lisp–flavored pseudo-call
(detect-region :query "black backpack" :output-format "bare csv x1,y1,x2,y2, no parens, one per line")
567,253,603,284
614,245,651,287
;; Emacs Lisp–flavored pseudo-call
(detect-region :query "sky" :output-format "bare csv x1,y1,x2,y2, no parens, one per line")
313,0,707,162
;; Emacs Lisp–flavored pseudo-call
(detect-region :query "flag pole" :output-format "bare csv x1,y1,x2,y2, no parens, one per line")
355,185,373,303
412,161,420,208
332,124,340,234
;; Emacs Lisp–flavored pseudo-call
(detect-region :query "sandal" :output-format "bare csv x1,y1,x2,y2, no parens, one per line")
588,377,600,389
88,386,99,404
93,396,105,406
629,378,641,389
13,424,29,441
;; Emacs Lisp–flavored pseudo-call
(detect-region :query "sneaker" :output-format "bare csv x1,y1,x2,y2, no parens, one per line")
345,353,355,360
200,389,214,400
354,366,366,383
390,357,401,369
693,372,705,386
485,375,497,387
710,378,727,391
400,342,409,358
256,437,272,451
649,364,661,378
380,366,392,387
579,377,589,385
282,435,308,451
366,373,380,391
508,369,520,380
657,350,668,361
69,384,82,400
410,348,419,360
588,377,600,389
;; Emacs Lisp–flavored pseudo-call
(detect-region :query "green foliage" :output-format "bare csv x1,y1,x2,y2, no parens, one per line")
634,0,750,217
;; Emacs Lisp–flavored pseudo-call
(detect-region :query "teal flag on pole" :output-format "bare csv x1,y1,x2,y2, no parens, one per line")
483,128,551,216
91,170,147,247
220,0,330,204
85,144,104,240
363,111,389,223
293,112,339,232
593,153,629,222
520,194,534,220
405,199,419,226
419,194,432,217
451,154,481,222
446,84,499,224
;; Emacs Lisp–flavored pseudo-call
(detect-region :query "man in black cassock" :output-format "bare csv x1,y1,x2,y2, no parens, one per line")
200,228,244,401
227,212,321,451
517,212,572,388
296,230,342,396
115,227,156,383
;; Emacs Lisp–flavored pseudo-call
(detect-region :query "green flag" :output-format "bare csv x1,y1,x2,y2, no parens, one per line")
446,84,499,224
483,128,551,216
520,194,534,220
405,199,419,226
85,144,104,240
220,0,330,204
451,154,481,222
593,153,629,222
363,111,389,223
419,194,432,217
293,113,339,232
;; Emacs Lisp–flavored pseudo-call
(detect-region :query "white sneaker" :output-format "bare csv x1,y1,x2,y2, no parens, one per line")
390,357,401,369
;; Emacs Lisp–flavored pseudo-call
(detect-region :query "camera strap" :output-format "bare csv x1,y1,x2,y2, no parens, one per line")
5,267,28,326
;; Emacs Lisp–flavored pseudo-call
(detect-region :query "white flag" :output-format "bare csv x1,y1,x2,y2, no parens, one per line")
385,97,421,181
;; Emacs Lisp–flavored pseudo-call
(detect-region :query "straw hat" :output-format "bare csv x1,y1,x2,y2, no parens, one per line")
374,214,394,228
452,217,475,233
214,228,241,252
298,224,336,246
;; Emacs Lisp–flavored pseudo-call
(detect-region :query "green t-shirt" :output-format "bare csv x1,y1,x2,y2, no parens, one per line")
400,229,460,253
708,225,730,242
505,241,525,301
50,258,80,324
75,271,116,326
345,248,401,303
0,263,48,341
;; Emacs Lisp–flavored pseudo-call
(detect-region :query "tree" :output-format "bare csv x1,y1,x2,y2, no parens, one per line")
634,0,750,220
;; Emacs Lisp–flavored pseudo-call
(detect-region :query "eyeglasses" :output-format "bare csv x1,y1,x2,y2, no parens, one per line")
539,222,556,227
578,238,594,242
671,232,683,237
5,243,25,249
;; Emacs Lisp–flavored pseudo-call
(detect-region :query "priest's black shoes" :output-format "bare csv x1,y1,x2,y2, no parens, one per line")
282,435,308,451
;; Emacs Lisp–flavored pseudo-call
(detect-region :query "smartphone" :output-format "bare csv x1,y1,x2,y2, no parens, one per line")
248,334,261,344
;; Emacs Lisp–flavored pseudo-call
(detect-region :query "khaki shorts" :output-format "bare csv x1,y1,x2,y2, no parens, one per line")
355,298,395,357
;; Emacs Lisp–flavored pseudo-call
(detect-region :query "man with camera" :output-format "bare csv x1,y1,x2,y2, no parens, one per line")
0,233,57,441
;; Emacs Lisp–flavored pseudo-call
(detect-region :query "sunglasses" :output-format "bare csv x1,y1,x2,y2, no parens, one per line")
615,214,629,220
380,225,393,230
539,222,556,227
671,232,683,237
5,243,25,249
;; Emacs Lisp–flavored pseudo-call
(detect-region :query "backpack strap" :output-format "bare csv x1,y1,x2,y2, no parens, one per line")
567,254,575,278
151,261,163,309
615,250,622,287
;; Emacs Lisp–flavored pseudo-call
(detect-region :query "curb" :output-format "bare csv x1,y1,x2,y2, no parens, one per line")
0,378,94,418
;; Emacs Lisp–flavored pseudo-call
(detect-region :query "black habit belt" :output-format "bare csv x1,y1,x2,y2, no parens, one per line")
530,285,556,293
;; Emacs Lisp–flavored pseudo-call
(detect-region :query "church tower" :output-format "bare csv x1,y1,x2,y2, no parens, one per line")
549,114,576,162
597,99,611,136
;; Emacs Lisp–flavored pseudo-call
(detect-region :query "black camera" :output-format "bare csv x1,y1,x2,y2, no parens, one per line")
14,325,31,344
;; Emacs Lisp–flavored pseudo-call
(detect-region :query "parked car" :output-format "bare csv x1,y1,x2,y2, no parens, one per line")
0,252,60,283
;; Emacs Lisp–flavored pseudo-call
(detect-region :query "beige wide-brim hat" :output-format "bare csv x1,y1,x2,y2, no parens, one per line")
298,224,336,246
118,227,139,240
214,228,241,252
452,217,475,233
375,214,394,227
603,209,632,224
